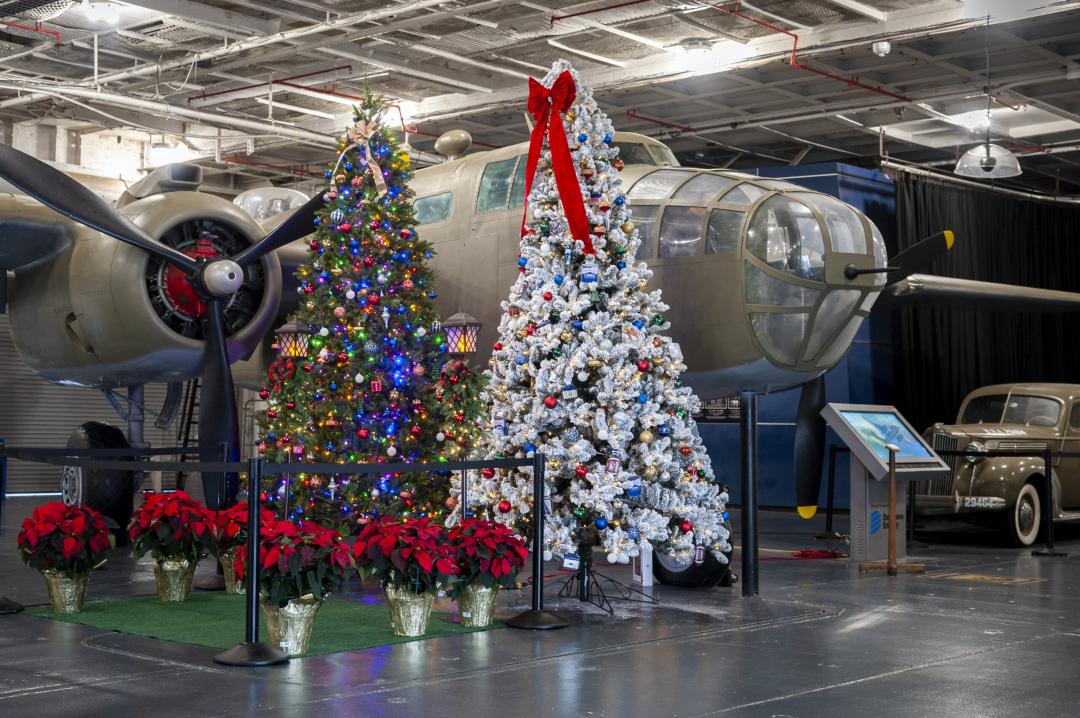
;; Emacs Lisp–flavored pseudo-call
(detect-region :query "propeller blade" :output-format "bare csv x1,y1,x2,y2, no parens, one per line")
198,298,240,511
886,230,954,286
0,144,197,273
794,375,827,519
234,191,327,267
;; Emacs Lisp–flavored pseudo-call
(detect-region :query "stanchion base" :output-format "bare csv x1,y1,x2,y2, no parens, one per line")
505,609,569,630
194,574,226,591
213,641,289,666
859,561,926,575
0,596,25,614
1032,549,1068,558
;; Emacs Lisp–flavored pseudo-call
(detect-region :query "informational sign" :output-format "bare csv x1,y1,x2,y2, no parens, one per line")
695,396,740,423
837,409,933,460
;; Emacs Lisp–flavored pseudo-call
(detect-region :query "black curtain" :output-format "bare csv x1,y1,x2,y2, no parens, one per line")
894,174,1080,430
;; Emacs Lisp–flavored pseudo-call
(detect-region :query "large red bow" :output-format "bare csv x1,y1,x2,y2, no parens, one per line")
520,70,594,254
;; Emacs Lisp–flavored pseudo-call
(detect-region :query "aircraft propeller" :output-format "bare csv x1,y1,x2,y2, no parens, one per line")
792,230,955,519
0,144,324,508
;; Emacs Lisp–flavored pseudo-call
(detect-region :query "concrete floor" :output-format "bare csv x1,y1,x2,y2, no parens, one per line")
2,496,1079,717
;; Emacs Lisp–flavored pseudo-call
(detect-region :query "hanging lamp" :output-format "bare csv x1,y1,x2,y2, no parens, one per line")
955,17,1021,179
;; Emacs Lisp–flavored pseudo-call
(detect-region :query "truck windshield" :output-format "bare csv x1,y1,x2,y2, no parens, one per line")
961,394,1061,427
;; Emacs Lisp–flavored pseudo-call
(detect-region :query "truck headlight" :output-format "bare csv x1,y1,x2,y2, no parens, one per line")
964,441,988,463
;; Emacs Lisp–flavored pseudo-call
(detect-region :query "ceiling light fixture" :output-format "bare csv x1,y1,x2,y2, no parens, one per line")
871,40,891,57
955,16,1021,179
679,37,712,55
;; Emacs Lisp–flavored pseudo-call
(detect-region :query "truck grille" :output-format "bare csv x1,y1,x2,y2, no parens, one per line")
995,441,1047,453
919,433,958,497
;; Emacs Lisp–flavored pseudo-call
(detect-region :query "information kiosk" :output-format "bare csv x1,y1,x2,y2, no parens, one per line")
821,404,950,563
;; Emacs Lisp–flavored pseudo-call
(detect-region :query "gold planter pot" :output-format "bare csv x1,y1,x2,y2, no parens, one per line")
457,584,499,628
152,555,198,602
384,585,435,637
42,570,90,613
261,594,321,656
221,553,244,595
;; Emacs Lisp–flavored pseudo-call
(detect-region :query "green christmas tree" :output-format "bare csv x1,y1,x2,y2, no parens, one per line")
258,90,482,529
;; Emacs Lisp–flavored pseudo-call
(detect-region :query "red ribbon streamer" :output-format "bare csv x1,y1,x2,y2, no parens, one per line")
521,71,594,254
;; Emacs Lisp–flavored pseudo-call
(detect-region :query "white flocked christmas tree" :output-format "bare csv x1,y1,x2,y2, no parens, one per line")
468,60,731,567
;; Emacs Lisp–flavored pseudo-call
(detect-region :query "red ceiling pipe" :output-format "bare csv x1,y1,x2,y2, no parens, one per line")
706,2,911,103
0,20,60,44
193,65,353,102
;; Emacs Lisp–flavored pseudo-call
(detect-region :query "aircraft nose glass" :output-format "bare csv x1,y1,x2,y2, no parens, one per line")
746,195,825,282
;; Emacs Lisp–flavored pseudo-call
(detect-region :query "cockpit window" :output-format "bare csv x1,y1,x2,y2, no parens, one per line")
746,195,826,282
793,192,867,255
962,394,1061,426
674,174,737,203
476,157,517,213
659,206,705,257
414,191,453,225
750,312,809,367
647,143,679,167
721,183,767,206
706,209,742,254
630,204,659,259
619,143,660,166
628,169,694,200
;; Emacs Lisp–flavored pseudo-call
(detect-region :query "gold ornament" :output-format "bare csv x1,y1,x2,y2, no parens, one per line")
620,221,635,234
516,329,528,339
547,458,562,471
560,330,573,342
639,429,654,445
638,279,648,290
587,359,602,369
566,109,576,121
644,466,658,479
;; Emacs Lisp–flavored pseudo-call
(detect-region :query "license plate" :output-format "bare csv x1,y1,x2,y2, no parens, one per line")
957,496,1006,509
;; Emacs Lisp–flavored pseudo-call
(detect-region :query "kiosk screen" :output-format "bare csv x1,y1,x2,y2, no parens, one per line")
838,410,932,461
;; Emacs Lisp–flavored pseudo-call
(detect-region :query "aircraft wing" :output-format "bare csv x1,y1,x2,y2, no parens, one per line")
885,273,1080,311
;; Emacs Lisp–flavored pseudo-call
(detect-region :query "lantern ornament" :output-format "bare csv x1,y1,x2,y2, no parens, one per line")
274,319,312,358
442,311,482,356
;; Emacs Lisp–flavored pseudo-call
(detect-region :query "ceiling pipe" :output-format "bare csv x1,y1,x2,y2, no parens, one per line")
625,109,790,163
192,65,353,104
550,0,654,24
705,1,912,103
0,20,60,43
0,0,458,111
880,158,1080,205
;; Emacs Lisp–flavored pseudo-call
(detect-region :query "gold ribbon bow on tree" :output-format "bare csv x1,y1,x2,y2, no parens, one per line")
332,119,388,197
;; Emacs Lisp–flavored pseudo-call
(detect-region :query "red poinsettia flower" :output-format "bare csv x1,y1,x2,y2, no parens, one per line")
128,491,211,561
17,502,114,578
447,519,528,596
353,517,458,595
233,519,352,608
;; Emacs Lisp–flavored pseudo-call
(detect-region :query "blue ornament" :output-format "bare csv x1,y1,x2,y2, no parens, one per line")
427,291,437,298
625,485,642,498
517,257,528,267
516,355,527,365
603,133,613,143
627,527,640,541
658,424,671,436
312,216,321,225
721,511,730,522
572,320,584,329
329,382,337,390
525,442,537,453
554,274,564,285
637,393,648,404
614,196,625,206
616,261,626,269
595,517,608,529
324,170,333,179
577,132,588,142
634,319,645,329
344,162,353,171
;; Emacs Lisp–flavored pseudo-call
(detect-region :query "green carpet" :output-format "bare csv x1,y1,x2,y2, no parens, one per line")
27,592,499,656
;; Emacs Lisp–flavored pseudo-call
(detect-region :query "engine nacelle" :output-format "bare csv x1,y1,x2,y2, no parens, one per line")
7,192,281,388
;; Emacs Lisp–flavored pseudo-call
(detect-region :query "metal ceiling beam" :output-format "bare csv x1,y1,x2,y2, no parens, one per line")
253,98,336,120
319,46,498,93
816,0,887,23
370,39,532,79
117,0,281,36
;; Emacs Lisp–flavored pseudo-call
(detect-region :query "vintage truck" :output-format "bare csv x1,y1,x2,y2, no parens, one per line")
916,383,1080,546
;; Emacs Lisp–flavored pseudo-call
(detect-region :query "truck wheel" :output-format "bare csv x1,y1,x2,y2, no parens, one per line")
1004,482,1041,547
653,548,734,588
63,422,137,544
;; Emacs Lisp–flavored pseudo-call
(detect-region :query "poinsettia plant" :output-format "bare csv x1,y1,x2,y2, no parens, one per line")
447,519,528,597
202,502,278,558
18,502,114,577
234,520,352,607
352,517,459,595
128,491,211,561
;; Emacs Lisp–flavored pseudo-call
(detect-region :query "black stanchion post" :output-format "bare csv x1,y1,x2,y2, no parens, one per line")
214,457,289,666
740,390,759,597
817,444,839,539
0,437,21,615
506,452,568,630
1033,448,1068,558
460,468,468,520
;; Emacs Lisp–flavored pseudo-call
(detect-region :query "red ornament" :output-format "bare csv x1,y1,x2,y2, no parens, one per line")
679,445,693,457
637,359,650,372
498,499,512,513
302,364,313,372
308,240,320,251
363,255,375,267
526,324,536,336
493,342,503,351
543,291,553,301
544,396,558,409
285,401,296,409
575,465,588,479
258,389,270,399
680,520,693,533
338,223,352,233
356,428,369,439
370,379,383,392
338,351,349,363
368,293,380,304
267,409,278,418
410,425,422,436
400,229,412,239
481,468,495,479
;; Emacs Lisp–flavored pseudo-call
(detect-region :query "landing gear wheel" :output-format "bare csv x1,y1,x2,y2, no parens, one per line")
1004,482,1041,547
652,548,735,588
63,422,136,545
